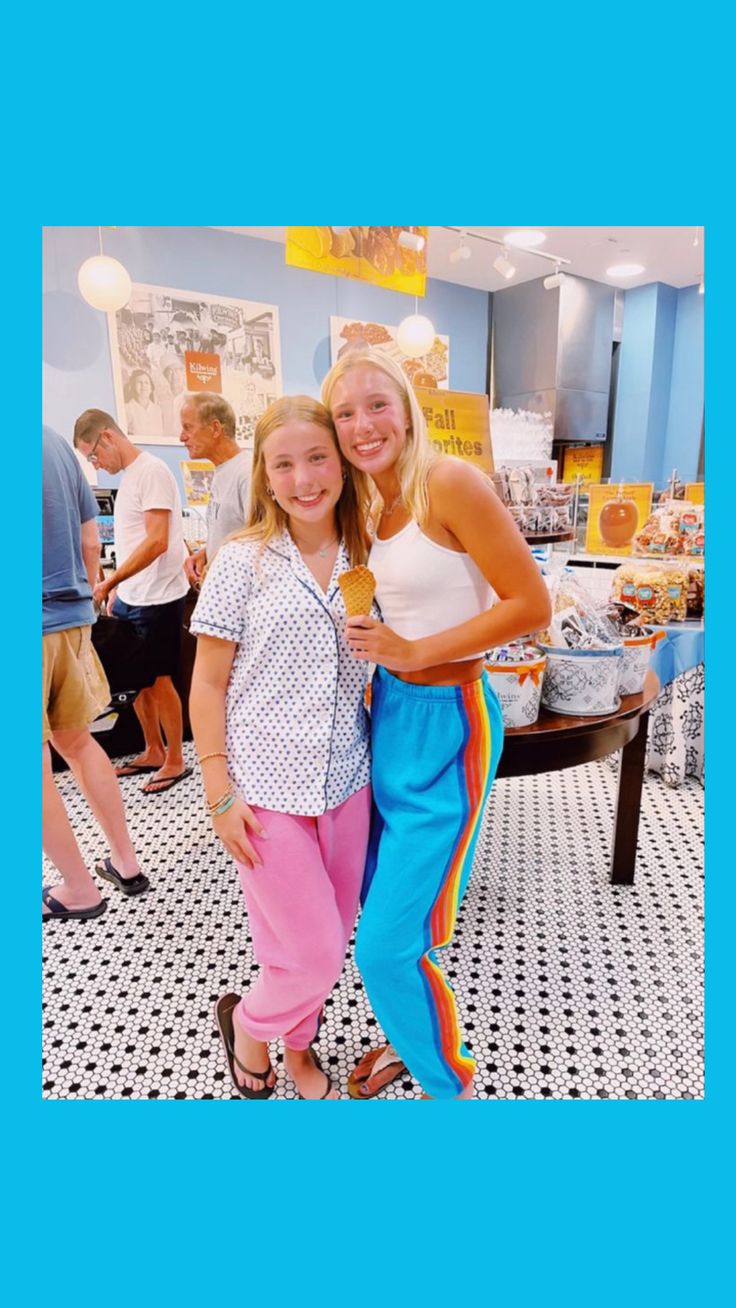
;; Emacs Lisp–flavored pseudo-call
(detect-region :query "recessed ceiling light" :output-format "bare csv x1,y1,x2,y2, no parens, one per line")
505,230,547,249
606,262,645,277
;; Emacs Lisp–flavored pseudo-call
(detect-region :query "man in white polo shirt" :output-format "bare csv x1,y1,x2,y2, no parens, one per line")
73,408,191,795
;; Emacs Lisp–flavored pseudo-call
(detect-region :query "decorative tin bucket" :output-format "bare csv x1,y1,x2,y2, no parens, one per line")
619,627,665,696
484,651,547,727
539,643,623,716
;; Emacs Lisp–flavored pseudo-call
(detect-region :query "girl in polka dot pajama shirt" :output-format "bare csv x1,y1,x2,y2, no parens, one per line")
190,396,374,1100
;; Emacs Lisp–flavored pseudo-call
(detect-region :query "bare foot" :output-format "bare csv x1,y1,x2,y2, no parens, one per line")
285,1047,339,1099
232,1007,276,1095
42,883,103,917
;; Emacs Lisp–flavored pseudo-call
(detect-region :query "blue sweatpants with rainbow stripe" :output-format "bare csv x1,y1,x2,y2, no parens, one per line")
356,666,504,1099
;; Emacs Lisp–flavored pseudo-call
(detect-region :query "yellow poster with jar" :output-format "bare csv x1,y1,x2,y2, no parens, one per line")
286,226,427,295
414,387,493,474
585,483,653,556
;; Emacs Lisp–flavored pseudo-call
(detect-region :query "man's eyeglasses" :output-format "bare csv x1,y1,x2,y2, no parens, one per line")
86,431,104,464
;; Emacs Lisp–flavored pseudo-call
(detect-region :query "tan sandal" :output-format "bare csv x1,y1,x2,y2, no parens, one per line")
347,1044,407,1099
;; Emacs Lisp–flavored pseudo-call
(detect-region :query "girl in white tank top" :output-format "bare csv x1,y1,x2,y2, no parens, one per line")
322,349,551,1101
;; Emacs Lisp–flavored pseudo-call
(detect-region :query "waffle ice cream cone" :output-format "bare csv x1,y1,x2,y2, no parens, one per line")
338,566,376,617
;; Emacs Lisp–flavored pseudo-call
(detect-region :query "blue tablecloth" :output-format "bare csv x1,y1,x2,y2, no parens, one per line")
650,620,704,687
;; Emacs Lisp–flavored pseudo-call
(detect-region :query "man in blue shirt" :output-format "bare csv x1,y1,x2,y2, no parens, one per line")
42,427,149,921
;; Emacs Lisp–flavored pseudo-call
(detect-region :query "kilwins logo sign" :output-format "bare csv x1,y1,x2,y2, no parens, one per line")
184,351,222,392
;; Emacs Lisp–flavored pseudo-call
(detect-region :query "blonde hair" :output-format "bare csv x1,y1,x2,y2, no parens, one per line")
321,347,439,526
232,396,371,567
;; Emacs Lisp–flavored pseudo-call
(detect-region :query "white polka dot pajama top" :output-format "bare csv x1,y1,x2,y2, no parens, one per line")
190,531,372,816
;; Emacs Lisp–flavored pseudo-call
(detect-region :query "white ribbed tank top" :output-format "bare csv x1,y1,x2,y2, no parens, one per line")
368,519,494,661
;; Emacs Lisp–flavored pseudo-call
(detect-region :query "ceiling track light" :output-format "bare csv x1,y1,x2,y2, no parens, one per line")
449,233,471,264
543,262,565,290
493,251,516,280
441,226,571,271
398,228,426,252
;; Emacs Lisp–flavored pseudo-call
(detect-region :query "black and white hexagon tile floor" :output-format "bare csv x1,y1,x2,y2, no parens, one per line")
43,743,703,1101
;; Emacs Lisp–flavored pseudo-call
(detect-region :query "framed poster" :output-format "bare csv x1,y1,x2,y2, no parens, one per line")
107,282,282,450
287,227,427,295
562,444,604,484
330,315,449,389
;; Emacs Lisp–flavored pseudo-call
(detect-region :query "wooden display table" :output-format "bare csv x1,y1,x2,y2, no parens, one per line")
497,669,661,886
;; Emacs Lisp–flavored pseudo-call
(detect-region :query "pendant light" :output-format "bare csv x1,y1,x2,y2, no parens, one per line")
78,228,132,312
397,294,436,357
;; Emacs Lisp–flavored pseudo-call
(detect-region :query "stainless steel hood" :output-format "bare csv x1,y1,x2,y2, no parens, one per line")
492,274,616,443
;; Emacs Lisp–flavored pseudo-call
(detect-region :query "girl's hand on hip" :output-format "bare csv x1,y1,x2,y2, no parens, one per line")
212,798,268,868
346,616,417,672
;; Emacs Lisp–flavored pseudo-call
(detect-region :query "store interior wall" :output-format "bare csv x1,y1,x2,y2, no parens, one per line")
611,282,704,486
43,227,490,498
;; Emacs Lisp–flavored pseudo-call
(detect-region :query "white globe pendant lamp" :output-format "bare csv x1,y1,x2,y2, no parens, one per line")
397,312,435,358
77,229,132,312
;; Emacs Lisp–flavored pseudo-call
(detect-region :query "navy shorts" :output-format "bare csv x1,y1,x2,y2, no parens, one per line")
111,595,185,684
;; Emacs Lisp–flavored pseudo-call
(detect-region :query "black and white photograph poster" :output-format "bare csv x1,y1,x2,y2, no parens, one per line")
108,281,282,449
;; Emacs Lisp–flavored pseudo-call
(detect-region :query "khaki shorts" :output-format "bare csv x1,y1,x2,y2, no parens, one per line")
42,625,111,744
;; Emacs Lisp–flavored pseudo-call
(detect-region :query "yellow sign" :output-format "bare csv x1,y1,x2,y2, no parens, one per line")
563,444,604,484
286,226,427,296
584,483,654,556
685,482,705,504
415,388,493,474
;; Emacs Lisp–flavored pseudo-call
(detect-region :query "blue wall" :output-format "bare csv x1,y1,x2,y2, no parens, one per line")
611,282,703,487
43,227,490,496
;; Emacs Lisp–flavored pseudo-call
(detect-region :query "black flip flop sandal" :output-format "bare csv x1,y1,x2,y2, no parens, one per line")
95,857,150,896
215,993,274,1100
42,887,107,922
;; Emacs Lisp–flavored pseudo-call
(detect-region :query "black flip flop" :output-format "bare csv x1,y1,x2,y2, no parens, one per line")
42,887,107,922
141,767,193,795
214,993,274,1100
115,763,159,777
95,857,150,897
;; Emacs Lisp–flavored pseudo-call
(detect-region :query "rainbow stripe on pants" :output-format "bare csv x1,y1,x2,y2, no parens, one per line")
356,666,504,1099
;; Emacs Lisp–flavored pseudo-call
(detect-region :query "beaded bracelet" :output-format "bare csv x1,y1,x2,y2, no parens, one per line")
207,784,235,816
211,793,237,818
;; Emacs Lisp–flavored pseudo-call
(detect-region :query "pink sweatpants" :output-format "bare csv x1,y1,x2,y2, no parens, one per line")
236,785,371,1050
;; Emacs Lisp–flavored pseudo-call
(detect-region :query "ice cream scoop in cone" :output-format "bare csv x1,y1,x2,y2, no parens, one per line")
338,566,376,616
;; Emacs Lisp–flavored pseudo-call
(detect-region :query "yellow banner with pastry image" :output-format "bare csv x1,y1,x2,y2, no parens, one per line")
286,226,427,296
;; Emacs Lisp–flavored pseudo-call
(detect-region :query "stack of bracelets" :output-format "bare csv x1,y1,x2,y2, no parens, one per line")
199,752,237,819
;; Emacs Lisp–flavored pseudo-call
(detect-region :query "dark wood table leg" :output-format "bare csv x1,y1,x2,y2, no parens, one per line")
610,710,650,885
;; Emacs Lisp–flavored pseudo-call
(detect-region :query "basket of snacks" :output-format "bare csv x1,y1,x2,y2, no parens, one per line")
484,643,547,728
536,571,623,716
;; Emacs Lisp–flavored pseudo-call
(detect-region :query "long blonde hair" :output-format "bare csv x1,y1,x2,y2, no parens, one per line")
233,395,371,566
321,347,439,527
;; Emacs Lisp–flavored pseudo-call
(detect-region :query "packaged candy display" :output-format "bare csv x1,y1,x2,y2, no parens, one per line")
491,466,573,535
686,562,705,618
612,561,688,623
484,642,546,728
633,499,705,558
537,571,622,650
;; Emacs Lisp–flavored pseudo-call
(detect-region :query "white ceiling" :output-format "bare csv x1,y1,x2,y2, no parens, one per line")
213,226,704,293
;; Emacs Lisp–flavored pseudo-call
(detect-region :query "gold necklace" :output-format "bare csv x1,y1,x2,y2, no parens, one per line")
382,491,403,517
294,533,339,558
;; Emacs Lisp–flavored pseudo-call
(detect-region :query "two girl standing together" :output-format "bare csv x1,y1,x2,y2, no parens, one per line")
190,349,550,1100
